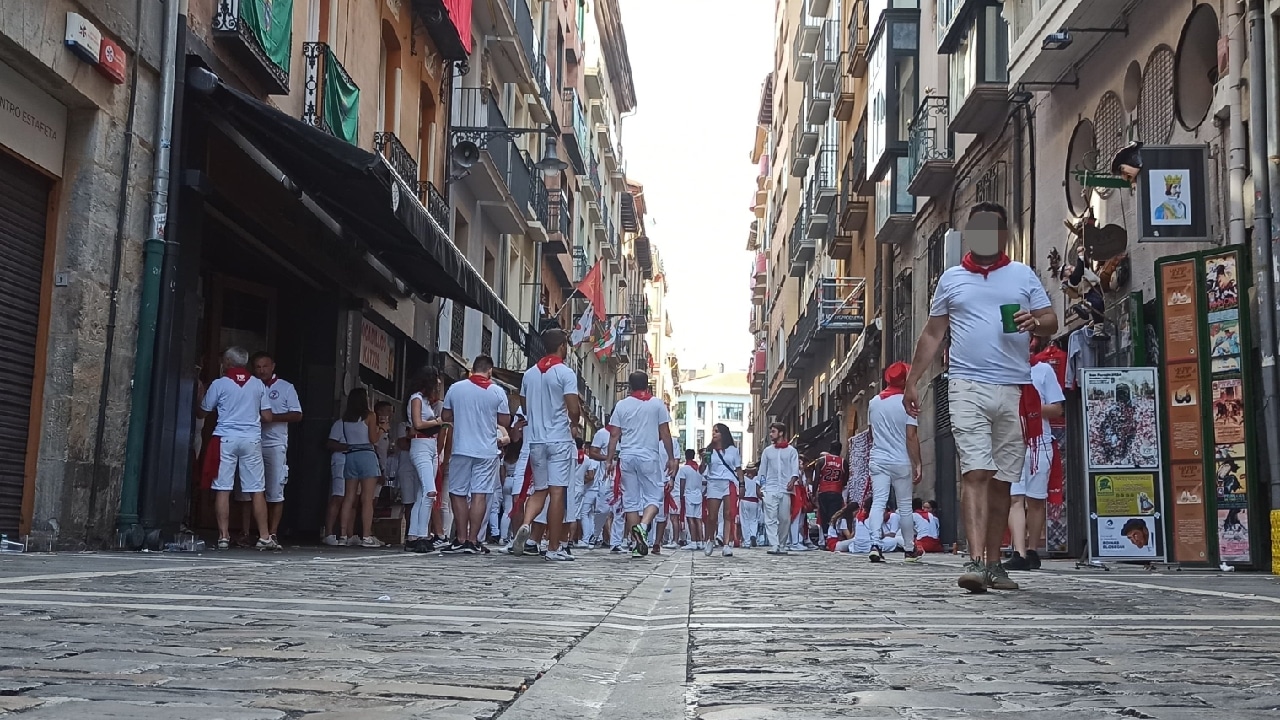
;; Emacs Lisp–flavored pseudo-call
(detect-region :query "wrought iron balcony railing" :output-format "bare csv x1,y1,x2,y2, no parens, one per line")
214,0,292,95
907,95,955,197
817,277,867,336
303,42,360,144
374,131,419,196
422,180,450,235
553,188,572,238
562,88,590,173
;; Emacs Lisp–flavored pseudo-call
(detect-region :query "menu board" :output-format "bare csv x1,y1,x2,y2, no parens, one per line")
1081,368,1167,562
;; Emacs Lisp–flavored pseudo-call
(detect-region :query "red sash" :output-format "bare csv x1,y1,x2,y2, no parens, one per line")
199,436,221,490
509,460,535,519
791,482,809,521
609,463,623,505
664,485,679,514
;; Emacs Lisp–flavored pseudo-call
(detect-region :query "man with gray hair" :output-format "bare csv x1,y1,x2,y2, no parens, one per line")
197,346,278,550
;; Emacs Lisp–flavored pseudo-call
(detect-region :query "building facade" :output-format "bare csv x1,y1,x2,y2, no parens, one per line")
675,370,754,462
752,0,1280,569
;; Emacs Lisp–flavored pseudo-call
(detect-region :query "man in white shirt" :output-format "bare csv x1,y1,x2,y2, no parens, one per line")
512,329,581,561
906,202,1058,593
1006,357,1065,571
758,422,800,555
676,449,705,550
196,346,277,550
867,361,923,563
605,371,678,558
248,352,302,541
739,466,762,547
441,355,511,554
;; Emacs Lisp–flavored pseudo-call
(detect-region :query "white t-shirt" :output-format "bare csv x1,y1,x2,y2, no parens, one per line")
609,396,671,460
520,362,578,444
928,261,1052,385
742,474,760,498
202,373,270,440
442,378,510,458
703,445,742,481
591,427,610,452
881,512,901,538
913,512,940,539
394,422,417,484
850,518,875,554
1030,361,1066,440
827,518,849,539
577,456,599,490
677,464,704,500
327,419,346,465
407,391,440,429
259,377,301,448
868,393,918,466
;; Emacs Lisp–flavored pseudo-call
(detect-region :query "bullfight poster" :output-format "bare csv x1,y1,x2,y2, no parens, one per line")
1081,368,1168,562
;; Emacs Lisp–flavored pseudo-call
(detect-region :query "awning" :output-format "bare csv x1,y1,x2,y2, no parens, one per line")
192,69,526,347
795,417,839,455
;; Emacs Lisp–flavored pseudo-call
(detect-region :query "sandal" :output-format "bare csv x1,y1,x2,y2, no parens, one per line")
217,538,230,550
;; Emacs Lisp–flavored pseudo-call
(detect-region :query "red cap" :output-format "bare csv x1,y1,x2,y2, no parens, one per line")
883,361,910,388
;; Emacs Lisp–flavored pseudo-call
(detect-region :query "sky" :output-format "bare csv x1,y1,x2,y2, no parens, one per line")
618,0,775,372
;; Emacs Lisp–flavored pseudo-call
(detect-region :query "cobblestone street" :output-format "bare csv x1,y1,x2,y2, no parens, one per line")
1,548,1279,719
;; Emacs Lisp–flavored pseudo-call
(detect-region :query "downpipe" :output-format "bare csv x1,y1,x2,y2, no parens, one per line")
117,0,182,538
1246,0,1280,574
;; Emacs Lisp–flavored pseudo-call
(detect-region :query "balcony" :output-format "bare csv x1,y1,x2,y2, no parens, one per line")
213,0,292,95
561,88,590,173
804,73,832,126
786,308,820,378
792,11,823,81
850,120,875,196
767,363,799,415
946,2,1011,135
546,188,572,255
302,42,359,144
805,186,830,242
373,131,419,197
604,218,620,269
834,54,858,121
483,0,541,95
875,156,916,244
631,294,651,334
1009,0,1138,88
906,96,955,197
789,119,818,177
849,0,870,78
810,0,833,16
832,158,870,257
816,277,867,337
937,0,983,51
411,0,471,61
752,252,768,301
815,19,841,94
581,152,600,201
811,144,839,215
451,87,537,234
789,207,816,277
751,349,767,389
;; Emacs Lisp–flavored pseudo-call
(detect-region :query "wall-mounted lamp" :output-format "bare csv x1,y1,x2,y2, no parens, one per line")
1042,25,1129,51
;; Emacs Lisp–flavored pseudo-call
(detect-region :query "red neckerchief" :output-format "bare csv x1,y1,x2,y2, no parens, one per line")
577,448,585,464
225,368,251,387
536,355,564,373
684,460,700,470
263,374,278,387
631,390,653,401
960,252,1012,279
879,385,904,400
774,440,789,449
468,374,492,389
915,509,933,521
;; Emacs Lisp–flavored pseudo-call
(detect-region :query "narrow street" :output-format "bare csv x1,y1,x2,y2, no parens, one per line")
2,549,1278,719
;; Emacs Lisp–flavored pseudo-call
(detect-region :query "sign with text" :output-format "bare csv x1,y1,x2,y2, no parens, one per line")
360,317,394,380
1080,368,1167,563
0,59,67,176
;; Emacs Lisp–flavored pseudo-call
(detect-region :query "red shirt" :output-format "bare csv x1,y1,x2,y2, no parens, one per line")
816,454,846,494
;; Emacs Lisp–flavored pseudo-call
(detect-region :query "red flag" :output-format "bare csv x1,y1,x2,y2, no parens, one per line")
573,261,606,321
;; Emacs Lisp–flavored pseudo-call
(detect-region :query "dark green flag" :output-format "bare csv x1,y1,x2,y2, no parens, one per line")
240,0,294,75
323,46,360,145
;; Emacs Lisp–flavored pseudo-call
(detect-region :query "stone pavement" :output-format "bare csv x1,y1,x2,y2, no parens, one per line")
1,546,1279,719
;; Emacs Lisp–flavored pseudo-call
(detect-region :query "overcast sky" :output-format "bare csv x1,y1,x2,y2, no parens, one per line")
619,0,774,372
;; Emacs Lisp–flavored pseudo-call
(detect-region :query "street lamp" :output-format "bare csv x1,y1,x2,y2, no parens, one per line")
534,135,568,178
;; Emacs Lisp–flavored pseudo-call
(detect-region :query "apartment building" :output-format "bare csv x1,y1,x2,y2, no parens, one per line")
752,0,1279,568
675,370,755,463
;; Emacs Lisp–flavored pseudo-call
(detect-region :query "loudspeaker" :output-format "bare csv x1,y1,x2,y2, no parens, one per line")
452,141,480,169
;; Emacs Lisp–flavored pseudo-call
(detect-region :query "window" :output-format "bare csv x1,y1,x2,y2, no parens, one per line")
378,23,401,135
674,402,687,422
717,402,745,422
890,269,913,363
732,431,744,447
697,401,706,421
696,429,706,451
948,3,1008,115
450,301,465,356
926,223,947,298
866,11,919,179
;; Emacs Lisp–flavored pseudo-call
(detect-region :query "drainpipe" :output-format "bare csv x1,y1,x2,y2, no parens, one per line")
1247,0,1280,573
1266,0,1280,220
1229,1,1247,248
117,0,182,534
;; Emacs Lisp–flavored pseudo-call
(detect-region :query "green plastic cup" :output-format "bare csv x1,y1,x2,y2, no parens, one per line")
1000,304,1021,333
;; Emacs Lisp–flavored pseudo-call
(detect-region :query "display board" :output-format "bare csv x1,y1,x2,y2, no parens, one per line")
1080,368,1167,562
1155,246,1261,568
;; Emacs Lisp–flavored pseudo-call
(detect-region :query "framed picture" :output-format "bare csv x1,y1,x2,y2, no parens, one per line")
1137,145,1210,243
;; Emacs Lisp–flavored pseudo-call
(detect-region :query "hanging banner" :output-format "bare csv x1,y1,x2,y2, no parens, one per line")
1080,368,1167,563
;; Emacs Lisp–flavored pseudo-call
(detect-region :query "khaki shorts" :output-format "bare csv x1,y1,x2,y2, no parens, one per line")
948,378,1025,483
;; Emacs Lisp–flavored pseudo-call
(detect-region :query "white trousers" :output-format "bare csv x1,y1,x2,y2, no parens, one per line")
790,515,804,547
868,462,915,547
739,500,760,543
611,510,626,547
406,440,439,539
763,492,792,549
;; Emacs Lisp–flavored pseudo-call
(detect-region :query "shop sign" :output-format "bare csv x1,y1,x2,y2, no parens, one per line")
1080,367,1168,563
360,317,394,379
0,59,68,176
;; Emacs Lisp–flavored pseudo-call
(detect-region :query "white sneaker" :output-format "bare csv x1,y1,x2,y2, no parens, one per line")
703,540,715,557
322,535,340,546
344,535,361,547
512,524,532,556
544,550,575,561
723,545,733,557
361,536,384,548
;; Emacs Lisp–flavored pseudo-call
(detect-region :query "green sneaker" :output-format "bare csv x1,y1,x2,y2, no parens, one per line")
986,562,1020,590
631,525,649,556
630,547,645,559
958,559,988,593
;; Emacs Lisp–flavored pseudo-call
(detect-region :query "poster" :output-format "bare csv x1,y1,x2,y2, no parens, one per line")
1148,169,1191,225
1208,311,1241,373
1210,378,1244,444
1170,462,1208,562
1159,261,1198,361
1214,457,1248,506
1093,474,1158,516
1082,369,1160,470
1165,361,1203,462
1217,508,1250,562
1205,254,1240,312
1096,516,1159,558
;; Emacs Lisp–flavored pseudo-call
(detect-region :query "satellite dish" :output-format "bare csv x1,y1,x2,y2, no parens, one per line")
452,141,480,169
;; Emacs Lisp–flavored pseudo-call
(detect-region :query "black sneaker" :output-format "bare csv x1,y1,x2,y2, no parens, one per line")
478,543,491,555
1005,552,1031,571
414,539,437,553
869,548,884,563
460,542,478,555
523,541,540,556
610,545,622,554
1027,549,1042,570
441,542,466,554
562,545,573,556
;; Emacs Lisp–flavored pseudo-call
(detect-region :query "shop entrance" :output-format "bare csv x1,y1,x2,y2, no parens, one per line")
0,150,53,538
